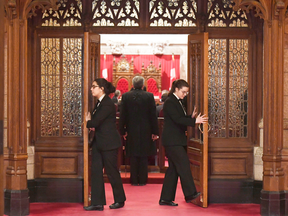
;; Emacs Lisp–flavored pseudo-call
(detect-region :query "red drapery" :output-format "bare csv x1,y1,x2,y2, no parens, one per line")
100,54,180,91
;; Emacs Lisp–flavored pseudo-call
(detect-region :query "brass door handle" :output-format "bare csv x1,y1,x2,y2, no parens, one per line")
198,123,211,134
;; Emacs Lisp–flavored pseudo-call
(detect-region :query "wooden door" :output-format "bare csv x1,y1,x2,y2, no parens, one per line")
83,33,100,207
187,33,209,207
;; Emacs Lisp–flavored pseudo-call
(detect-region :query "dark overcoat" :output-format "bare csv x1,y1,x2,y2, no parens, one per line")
119,89,159,157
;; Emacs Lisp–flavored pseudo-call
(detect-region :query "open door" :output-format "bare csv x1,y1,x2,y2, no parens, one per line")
187,33,209,207
83,33,100,207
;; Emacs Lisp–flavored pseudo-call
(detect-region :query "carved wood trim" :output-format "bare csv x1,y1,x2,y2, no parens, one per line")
112,55,134,90
234,0,268,20
25,0,59,19
260,0,286,193
5,0,58,20
5,0,17,20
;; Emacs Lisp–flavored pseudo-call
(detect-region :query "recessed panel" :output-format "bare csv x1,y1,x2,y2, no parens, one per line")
41,156,77,175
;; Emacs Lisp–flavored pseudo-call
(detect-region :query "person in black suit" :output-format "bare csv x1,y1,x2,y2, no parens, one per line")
119,76,159,186
159,79,208,207
84,78,126,211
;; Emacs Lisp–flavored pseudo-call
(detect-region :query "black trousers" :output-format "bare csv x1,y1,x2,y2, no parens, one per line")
130,156,148,185
91,146,126,205
160,146,197,201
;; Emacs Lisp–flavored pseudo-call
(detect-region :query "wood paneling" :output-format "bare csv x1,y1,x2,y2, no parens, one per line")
211,158,246,175
209,153,253,179
42,156,78,175
35,152,83,178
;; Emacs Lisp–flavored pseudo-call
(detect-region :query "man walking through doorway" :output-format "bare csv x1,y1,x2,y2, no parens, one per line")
119,76,159,185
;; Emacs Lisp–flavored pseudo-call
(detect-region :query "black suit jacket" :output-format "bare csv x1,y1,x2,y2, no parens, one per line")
162,94,196,147
119,89,159,157
86,95,121,151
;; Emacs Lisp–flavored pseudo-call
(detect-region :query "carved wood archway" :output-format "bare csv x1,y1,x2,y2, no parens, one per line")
5,0,287,215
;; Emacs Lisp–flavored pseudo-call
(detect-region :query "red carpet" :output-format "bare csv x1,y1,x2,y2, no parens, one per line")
120,172,165,183
26,183,260,216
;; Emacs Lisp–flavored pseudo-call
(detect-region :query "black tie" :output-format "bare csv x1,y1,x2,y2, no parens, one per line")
96,100,101,107
179,99,186,115
92,100,100,115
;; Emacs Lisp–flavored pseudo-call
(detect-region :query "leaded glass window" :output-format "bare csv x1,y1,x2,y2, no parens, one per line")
228,39,248,137
208,39,227,137
208,39,248,138
41,38,83,137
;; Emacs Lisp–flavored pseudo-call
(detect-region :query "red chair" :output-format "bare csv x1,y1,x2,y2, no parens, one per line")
147,78,159,95
116,78,129,94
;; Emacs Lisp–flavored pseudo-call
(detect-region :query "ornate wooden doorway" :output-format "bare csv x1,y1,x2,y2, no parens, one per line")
187,33,209,207
83,33,100,206
27,0,263,206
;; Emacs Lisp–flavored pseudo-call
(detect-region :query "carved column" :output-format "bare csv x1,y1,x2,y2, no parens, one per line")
234,0,287,215
261,1,286,216
4,2,29,215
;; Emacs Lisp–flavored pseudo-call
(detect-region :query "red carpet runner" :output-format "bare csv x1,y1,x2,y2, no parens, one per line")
25,183,260,216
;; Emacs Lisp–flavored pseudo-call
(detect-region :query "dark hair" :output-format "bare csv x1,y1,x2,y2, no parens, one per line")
169,79,189,95
94,78,116,95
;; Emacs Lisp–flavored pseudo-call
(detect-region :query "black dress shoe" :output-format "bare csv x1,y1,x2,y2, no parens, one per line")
159,200,178,206
138,183,146,186
109,202,125,209
83,205,104,211
185,192,201,203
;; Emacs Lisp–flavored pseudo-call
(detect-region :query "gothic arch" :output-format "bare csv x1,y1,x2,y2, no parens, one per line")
234,0,268,20
24,0,58,19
